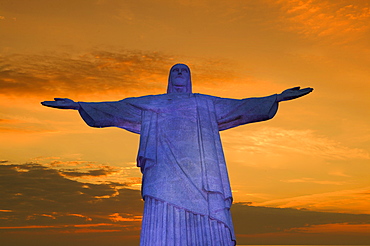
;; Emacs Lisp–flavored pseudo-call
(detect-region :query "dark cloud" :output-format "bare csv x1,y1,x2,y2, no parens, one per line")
0,163,143,226
0,161,143,245
232,202,370,244
232,202,370,234
2,162,369,245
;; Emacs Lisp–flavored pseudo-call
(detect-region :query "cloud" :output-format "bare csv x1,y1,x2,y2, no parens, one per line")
0,49,239,99
232,203,370,244
0,50,172,98
0,117,56,134
0,162,143,226
254,186,370,214
109,213,142,222
1,161,370,245
223,126,370,160
60,167,116,178
271,0,370,43
329,170,352,177
281,177,347,185
39,160,140,186
289,222,370,234
222,126,369,214
232,202,370,234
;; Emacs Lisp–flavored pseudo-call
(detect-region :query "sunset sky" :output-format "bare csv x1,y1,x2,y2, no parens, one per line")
1,0,370,245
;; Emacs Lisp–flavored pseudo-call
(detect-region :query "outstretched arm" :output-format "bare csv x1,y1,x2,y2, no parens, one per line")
277,87,313,102
41,97,142,133
41,98,80,110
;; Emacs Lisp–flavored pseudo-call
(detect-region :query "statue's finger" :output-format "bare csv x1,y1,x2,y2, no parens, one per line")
41,101,56,107
301,87,313,93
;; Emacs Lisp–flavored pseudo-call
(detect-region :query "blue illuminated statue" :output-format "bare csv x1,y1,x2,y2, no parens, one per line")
42,64,313,245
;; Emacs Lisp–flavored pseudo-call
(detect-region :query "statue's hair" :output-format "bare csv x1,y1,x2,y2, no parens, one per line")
167,63,192,93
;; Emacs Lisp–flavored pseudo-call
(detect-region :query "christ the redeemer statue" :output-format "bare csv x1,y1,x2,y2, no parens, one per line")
42,63,313,246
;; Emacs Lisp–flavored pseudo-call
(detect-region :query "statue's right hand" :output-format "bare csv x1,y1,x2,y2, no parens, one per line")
41,98,80,110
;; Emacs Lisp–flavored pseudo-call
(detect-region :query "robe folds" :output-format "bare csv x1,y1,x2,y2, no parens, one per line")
78,93,278,245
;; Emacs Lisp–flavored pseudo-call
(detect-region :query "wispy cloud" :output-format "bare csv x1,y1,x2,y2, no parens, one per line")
223,126,370,160
289,222,370,234
0,50,172,98
0,49,239,99
0,117,56,134
254,186,370,214
329,170,351,177
109,213,142,222
282,177,347,185
271,0,370,43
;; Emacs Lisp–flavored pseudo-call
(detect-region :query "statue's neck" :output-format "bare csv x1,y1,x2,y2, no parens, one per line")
170,86,189,93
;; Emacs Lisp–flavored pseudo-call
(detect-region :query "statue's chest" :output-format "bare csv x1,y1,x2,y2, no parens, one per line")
157,98,198,138
158,97,197,121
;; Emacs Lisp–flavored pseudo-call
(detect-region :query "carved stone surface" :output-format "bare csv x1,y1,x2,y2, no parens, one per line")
42,64,312,246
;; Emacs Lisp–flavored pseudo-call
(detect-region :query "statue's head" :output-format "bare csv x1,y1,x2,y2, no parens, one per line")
167,63,192,93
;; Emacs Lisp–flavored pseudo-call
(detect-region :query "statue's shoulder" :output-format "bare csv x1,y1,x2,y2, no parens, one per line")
121,94,166,102
193,93,221,101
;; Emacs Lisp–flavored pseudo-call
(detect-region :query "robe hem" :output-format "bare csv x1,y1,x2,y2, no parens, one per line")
143,194,236,244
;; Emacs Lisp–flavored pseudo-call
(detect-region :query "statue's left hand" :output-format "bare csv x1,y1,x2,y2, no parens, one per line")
41,98,80,110
277,87,313,102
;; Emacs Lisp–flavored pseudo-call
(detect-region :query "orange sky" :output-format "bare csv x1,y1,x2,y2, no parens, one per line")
1,0,370,245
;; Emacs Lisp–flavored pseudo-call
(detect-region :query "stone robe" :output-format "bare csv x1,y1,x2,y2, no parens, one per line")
78,93,278,245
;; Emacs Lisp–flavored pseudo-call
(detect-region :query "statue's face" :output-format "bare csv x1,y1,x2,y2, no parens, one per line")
170,64,190,87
